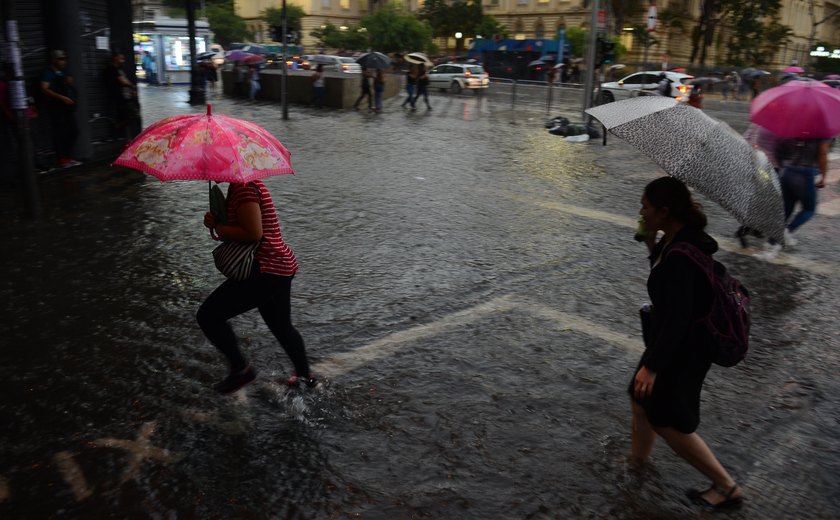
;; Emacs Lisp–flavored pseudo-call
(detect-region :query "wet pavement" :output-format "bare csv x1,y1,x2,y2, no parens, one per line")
1,84,840,519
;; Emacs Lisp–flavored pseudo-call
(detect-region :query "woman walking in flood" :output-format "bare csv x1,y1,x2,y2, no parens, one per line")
629,177,743,510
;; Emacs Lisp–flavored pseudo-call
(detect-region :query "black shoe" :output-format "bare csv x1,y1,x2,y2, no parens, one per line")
213,366,257,394
686,484,743,510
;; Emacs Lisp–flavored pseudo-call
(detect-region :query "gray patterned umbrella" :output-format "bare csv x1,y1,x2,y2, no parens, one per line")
586,97,785,243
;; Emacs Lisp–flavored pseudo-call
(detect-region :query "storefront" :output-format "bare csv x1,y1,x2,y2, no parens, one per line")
133,17,210,85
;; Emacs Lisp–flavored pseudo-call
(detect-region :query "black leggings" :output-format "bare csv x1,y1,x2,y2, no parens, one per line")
196,272,310,377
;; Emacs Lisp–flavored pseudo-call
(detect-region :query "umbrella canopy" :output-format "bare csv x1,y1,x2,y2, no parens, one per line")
241,54,265,65
540,54,558,62
783,66,805,73
196,51,217,60
586,97,785,243
750,79,840,139
528,59,547,68
356,51,391,70
609,64,626,71
825,74,840,80
113,104,294,183
689,77,722,85
225,50,255,62
240,44,268,55
405,52,434,67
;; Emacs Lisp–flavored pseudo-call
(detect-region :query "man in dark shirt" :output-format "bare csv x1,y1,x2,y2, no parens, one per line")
105,52,140,140
40,49,79,168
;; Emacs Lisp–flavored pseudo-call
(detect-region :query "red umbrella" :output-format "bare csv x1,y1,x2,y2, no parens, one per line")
750,80,840,139
113,104,294,183
241,54,265,65
783,66,805,73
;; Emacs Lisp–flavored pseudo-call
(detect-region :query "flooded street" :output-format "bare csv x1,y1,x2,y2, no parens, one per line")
1,85,839,518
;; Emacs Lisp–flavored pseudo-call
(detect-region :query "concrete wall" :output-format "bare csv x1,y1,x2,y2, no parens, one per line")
221,69,403,108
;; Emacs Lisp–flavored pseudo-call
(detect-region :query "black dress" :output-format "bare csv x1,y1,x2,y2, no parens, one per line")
628,227,716,433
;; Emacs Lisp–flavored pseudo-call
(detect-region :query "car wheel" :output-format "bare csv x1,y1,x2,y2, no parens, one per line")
600,91,614,104
450,81,462,94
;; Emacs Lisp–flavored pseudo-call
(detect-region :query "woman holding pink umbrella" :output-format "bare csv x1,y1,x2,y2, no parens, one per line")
114,105,316,393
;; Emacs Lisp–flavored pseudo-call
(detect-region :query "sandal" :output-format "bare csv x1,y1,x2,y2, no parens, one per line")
686,484,744,509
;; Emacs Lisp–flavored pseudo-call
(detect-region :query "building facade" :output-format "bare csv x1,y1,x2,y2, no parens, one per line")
234,0,839,70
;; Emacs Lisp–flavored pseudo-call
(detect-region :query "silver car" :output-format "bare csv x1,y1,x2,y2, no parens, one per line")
308,54,362,74
428,63,490,94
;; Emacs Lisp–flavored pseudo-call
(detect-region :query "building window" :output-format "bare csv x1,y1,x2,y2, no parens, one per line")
535,21,545,38
322,0,331,7
517,0,528,4
341,0,349,8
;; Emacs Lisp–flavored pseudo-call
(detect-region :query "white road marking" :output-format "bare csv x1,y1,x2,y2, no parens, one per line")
314,295,518,378
526,302,644,354
93,421,179,483
533,199,838,275
0,474,8,502
53,451,93,501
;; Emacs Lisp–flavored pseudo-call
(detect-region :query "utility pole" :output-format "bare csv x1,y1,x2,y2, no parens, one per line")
2,1,41,218
281,0,288,120
582,0,599,121
187,0,206,105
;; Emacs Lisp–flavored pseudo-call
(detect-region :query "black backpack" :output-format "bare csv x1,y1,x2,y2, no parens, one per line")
667,242,751,367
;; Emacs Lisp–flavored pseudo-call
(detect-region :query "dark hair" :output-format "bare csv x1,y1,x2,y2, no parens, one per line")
644,177,707,229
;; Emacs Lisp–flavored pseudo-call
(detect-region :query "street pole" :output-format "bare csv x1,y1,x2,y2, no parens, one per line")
2,2,40,218
281,0,288,120
186,0,206,106
582,0,599,121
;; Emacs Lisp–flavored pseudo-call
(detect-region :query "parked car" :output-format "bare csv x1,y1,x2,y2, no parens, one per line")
307,54,362,73
599,71,694,103
428,63,490,93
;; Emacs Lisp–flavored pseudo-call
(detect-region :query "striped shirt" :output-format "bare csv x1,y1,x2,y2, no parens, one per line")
226,180,298,277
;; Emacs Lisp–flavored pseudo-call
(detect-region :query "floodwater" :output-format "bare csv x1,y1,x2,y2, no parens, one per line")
1,84,839,518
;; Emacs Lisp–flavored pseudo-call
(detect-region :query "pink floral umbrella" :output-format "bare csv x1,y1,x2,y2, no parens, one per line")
826,74,840,80
750,79,840,139
782,66,805,73
113,104,294,182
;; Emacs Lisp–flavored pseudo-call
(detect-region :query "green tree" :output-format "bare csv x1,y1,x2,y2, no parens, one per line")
475,15,508,40
205,3,252,48
565,26,587,58
720,0,790,65
361,3,433,53
262,5,307,36
419,0,484,52
310,23,370,51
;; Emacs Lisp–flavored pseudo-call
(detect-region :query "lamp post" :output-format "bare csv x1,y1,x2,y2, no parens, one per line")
186,0,206,105
455,32,463,54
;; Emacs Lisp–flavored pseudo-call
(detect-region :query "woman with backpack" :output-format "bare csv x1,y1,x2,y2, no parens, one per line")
630,177,744,510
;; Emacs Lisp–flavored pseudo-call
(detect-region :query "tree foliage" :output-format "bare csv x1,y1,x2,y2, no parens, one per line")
720,0,791,65
262,5,307,34
419,0,487,51
565,26,587,58
309,23,370,51
205,3,252,48
361,3,434,53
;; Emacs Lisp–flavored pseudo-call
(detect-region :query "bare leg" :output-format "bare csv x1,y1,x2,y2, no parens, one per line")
653,426,742,504
630,401,657,462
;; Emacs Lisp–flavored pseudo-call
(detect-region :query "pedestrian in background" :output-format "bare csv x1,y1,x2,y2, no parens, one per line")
142,51,156,84
198,180,316,393
312,64,325,108
401,65,417,109
411,64,431,111
249,64,261,101
720,73,732,100
373,69,385,112
353,67,372,110
756,137,831,259
39,49,80,168
104,52,140,141
630,177,744,510
204,59,218,93
233,61,246,97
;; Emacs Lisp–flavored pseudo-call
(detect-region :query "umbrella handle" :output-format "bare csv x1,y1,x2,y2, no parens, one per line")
210,228,220,241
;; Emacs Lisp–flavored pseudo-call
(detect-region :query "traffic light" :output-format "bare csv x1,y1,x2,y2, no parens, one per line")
271,25,283,42
602,40,615,64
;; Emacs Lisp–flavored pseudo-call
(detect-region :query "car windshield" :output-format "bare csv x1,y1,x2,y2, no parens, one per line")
340,58,355,64
465,65,485,74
